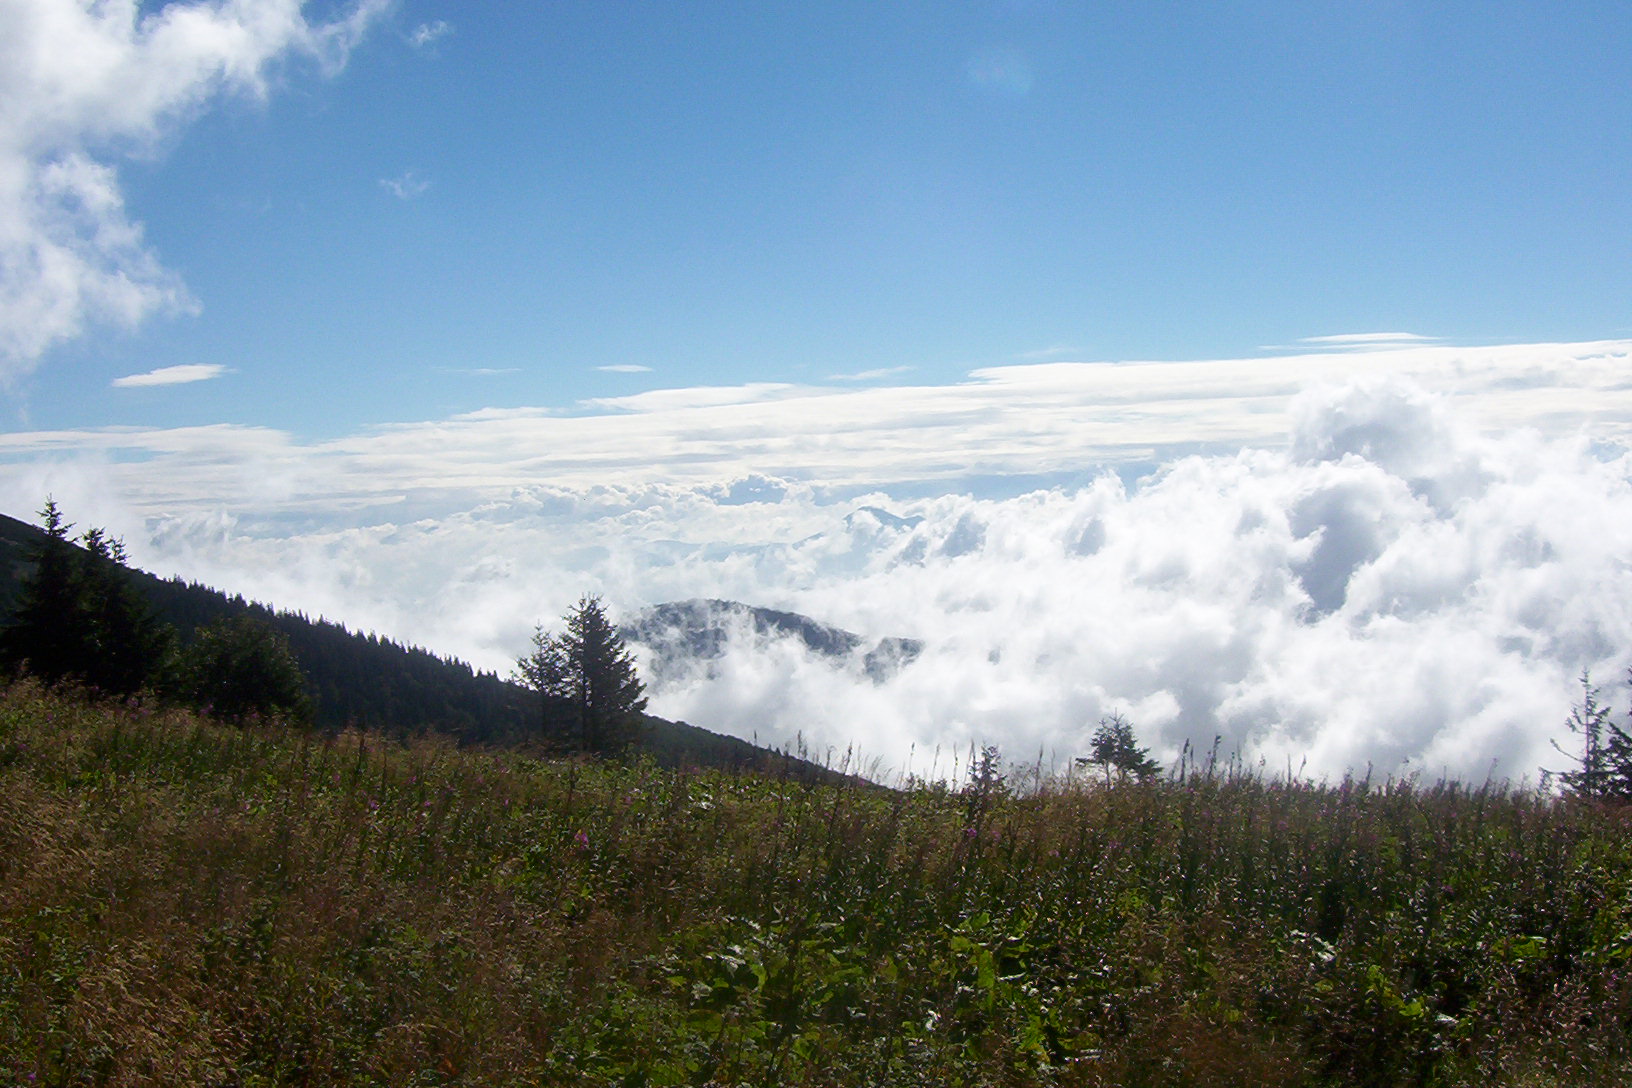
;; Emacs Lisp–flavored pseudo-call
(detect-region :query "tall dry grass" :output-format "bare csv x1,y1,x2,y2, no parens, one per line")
2,680,1630,1086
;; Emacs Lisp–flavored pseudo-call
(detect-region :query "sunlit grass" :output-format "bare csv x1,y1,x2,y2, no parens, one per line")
2,680,1630,1085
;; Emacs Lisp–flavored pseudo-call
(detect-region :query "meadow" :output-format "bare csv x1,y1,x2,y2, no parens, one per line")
2,680,1630,1086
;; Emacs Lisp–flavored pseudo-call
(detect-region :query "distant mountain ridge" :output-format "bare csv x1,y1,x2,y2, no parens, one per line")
0,511,855,781
624,598,922,683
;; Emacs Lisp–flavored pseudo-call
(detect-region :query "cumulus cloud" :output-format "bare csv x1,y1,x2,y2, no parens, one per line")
3,341,1632,785
627,380,1632,786
0,0,389,381
110,362,226,387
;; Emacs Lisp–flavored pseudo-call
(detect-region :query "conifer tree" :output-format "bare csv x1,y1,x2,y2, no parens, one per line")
0,499,172,695
516,595,647,755
1086,712,1162,783
1554,672,1632,800
175,615,311,724
76,526,174,696
0,498,85,684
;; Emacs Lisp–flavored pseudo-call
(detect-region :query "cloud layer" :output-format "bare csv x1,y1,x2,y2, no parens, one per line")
110,362,225,387
0,0,387,380
2,342,1630,786
630,379,1632,786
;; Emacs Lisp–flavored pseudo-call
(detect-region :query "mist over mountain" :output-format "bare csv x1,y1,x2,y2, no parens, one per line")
623,598,922,685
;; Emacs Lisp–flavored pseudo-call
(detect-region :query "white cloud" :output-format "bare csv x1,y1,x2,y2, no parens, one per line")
596,364,654,373
1296,332,1440,349
110,362,225,387
379,169,429,200
4,341,1632,785
3,340,1631,515
408,19,451,50
827,365,913,382
0,0,389,381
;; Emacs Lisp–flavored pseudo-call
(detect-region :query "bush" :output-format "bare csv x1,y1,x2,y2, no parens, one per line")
172,615,311,724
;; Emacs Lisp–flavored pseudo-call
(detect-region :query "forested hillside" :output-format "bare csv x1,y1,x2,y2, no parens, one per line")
0,510,838,777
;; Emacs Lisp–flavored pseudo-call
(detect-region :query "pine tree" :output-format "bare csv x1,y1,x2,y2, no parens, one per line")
1086,712,1162,783
1554,672,1632,801
76,526,173,696
0,498,86,684
516,595,647,755
0,499,172,695
513,622,571,742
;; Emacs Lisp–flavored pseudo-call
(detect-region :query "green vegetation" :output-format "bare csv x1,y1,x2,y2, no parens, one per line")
169,615,312,725
1084,713,1162,784
3,682,1631,1086
516,595,649,756
0,500,172,698
1553,672,1632,801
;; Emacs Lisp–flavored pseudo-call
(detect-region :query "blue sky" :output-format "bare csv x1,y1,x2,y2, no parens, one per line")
8,0,1631,437
5,1,1632,780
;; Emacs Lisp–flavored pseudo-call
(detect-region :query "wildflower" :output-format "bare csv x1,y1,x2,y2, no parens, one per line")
574,829,590,851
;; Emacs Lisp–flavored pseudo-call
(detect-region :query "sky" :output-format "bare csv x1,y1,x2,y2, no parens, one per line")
2,0,1632,783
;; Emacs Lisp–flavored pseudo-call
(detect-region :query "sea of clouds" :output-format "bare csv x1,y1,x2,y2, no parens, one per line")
613,378,1632,785
6,3,1630,785
9,367,1632,786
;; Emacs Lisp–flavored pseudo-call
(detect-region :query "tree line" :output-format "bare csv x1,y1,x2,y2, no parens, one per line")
0,500,652,758
0,499,308,722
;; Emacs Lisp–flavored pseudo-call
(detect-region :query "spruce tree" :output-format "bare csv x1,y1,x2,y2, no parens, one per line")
1555,672,1632,800
76,527,173,696
516,595,647,755
0,498,173,697
0,499,86,684
1087,712,1162,783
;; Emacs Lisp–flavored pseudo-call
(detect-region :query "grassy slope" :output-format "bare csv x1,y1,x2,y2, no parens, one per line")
2,683,1631,1087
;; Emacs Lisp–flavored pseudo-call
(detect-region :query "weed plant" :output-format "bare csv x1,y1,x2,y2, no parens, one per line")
2,681,1630,1086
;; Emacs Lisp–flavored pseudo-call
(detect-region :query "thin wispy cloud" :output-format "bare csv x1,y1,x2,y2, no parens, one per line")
111,364,227,388
438,367,519,377
409,20,453,50
3,338,1627,519
0,0,389,382
966,47,1034,99
597,364,654,374
827,366,913,382
380,170,430,200
1298,333,1440,349
1015,345,1081,361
